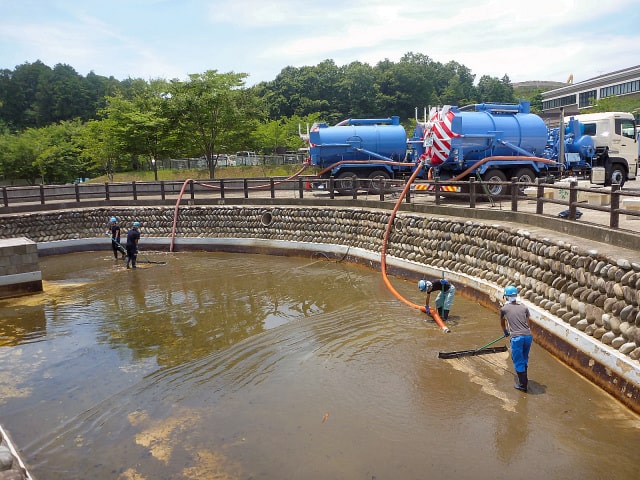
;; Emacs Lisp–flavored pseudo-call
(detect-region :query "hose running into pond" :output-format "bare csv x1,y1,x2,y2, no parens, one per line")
168,162,449,332
169,164,309,252
379,161,450,333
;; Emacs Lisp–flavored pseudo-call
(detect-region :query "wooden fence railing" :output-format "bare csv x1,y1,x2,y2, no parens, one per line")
2,176,639,231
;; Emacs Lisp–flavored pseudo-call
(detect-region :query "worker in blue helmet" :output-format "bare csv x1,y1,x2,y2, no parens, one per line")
125,221,141,269
500,285,533,392
418,278,455,320
107,216,125,259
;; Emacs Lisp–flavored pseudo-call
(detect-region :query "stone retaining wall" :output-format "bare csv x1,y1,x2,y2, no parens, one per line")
1,205,639,412
0,238,42,299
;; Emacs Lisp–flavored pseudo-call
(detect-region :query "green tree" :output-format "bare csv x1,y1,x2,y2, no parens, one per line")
252,114,320,154
589,95,640,114
77,118,130,182
476,74,516,103
336,61,380,118
101,79,174,172
165,70,264,178
32,120,85,183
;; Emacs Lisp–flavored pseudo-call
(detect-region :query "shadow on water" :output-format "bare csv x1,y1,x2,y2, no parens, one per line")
0,251,638,480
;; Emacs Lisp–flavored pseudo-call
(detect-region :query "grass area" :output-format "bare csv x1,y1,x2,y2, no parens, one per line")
90,164,313,183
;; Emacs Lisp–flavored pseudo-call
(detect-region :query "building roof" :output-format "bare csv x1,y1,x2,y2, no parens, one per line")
542,65,640,99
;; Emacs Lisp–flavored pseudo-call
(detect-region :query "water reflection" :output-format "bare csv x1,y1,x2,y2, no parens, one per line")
0,251,638,480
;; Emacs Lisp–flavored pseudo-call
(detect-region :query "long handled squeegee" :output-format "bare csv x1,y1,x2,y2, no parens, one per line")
105,233,167,265
438,334,508,359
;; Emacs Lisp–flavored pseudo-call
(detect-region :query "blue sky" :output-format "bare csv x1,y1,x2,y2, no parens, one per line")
1,0,639,87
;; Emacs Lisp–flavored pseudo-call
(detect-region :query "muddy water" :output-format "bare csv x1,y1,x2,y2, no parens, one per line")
0,251,638,480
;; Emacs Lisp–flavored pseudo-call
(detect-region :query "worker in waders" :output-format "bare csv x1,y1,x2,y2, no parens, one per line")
500,285,533,392
107,216,125,259
125,221,141,269
419,278,455,320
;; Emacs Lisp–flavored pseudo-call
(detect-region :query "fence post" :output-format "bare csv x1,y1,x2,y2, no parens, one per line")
160,181,166,200
220,179,225,199
435,177,441,206
105,182,110,201
329,176,335,200
2,187,7,207
132,181,137,201
536,183,544,215
511,177,518,212
189,180,195,200
569,181,578,220
75,183,80,202
243,179,249,199
610,184,620,229
40,185,45,205
270,178,275,199
469,177,476,208
298,178,304,199
405,183,411,203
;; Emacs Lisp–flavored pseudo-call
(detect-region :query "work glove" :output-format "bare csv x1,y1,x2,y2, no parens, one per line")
503,330,510,337
425,305,431,315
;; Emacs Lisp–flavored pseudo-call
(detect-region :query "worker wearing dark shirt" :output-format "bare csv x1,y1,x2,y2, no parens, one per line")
418,278,456,320
125,222,141,269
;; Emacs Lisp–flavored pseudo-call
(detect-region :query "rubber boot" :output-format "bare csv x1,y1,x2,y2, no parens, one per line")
443,310,450,321
515,371,528,392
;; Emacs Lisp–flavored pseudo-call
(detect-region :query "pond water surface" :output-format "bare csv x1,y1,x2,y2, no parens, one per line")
0,251,638,479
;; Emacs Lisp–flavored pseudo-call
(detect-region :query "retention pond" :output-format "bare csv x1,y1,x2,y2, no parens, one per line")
0,251,638,479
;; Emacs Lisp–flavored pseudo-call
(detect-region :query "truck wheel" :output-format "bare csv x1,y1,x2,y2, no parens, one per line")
606,164,626,187
482,169,508,197
515,167,536,196
368,170,391,194
335,172,358,195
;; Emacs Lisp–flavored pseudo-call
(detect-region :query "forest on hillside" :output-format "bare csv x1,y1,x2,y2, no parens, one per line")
0,54,546,184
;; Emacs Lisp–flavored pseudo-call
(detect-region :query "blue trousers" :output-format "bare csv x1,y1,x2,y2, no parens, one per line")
510,335,532,373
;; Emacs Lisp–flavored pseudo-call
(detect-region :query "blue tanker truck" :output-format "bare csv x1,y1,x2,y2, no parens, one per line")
303,101,616,196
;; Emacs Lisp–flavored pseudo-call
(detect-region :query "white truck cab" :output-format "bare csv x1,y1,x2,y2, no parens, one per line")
572,111,638,186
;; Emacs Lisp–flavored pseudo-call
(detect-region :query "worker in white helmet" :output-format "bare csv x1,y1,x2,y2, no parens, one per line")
418,278,455,320
500,285,532,392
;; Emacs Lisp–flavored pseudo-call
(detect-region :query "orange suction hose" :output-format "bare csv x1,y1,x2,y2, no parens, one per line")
380,163,450,333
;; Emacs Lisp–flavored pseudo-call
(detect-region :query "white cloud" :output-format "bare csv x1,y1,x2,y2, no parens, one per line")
0,0,638,84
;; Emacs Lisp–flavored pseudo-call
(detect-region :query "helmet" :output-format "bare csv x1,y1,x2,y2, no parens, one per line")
133,221,140,228
418,280,432,292
504,285,518,297
110,217,117,223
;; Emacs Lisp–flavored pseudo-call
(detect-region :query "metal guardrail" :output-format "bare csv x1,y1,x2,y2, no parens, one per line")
2,176,640,231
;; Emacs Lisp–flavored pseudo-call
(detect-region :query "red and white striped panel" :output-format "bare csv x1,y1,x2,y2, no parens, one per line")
422,107,456,166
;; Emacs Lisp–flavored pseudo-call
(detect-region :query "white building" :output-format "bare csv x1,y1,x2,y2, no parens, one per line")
541,65,640,123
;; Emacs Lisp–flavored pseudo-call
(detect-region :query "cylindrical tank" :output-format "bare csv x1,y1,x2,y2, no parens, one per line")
422,104,549,166
455,110,548,157
309,117,408,167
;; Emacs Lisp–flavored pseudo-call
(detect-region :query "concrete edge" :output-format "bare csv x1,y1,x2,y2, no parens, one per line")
0,271,42,287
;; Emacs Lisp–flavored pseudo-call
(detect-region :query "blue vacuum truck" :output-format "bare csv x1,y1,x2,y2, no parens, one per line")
304,116,424,195
303,101,636,196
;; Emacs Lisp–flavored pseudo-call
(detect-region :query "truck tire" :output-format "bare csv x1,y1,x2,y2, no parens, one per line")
515,167,536,196
606,163,626,187
482,169,508,197
368,170,391,194
335,172,358,195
